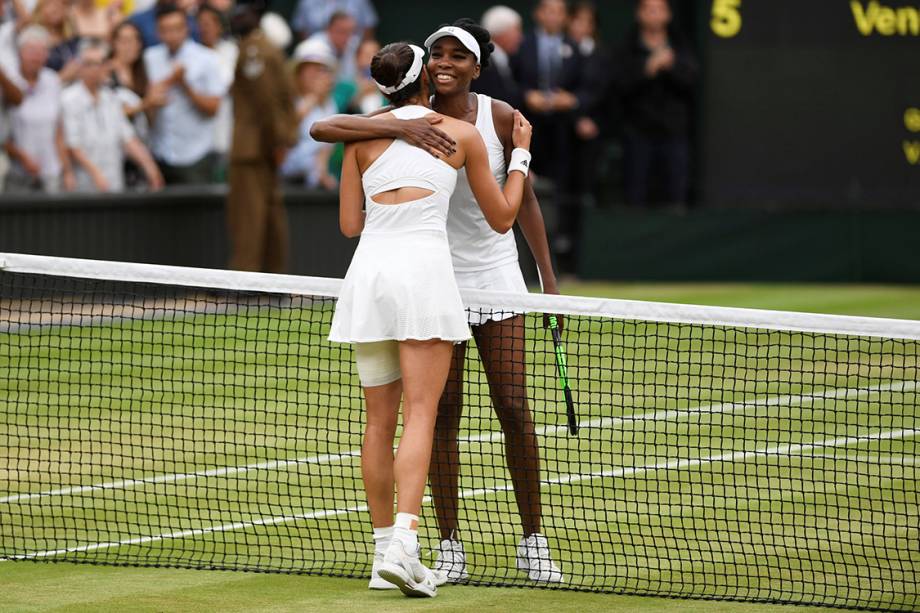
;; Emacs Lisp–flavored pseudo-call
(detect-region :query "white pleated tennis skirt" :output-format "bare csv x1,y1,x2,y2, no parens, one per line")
329,231,472,343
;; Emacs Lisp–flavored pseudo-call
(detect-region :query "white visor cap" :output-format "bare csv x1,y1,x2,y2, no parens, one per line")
424,26,482,65
374,44,426,95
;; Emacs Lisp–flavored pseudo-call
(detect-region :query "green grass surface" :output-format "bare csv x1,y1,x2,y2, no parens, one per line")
0,561,843,613
1,281,918,612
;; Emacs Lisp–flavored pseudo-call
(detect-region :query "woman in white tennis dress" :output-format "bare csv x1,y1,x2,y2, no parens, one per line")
327,41,533,598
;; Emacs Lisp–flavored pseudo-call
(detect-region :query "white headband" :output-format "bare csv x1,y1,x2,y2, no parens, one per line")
424,26,481,65
374,44,425,95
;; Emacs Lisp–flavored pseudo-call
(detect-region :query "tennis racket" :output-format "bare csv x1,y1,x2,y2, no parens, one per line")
548,315,578,436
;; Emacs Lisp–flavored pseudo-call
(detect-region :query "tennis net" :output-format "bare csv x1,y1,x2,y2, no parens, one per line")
1,253,918,611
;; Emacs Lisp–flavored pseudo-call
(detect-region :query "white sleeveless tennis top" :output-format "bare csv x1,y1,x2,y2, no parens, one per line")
328,105,471,344
448,94,519,273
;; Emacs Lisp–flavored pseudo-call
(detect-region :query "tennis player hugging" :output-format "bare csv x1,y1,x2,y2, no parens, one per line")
326,34,533,597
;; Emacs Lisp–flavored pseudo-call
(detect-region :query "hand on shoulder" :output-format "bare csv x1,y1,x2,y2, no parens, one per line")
449,117,485,150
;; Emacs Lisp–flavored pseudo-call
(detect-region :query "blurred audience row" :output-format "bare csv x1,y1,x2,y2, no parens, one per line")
0,0,697,214
474,0,697,262
0,0,381,194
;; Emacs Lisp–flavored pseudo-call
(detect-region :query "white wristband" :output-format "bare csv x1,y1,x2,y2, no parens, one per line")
508,148,532,177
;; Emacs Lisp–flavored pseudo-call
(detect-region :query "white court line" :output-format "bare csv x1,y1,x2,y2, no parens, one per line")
2,502,371,561
546,428,920,486
0,451,361,504
3,380,916,505
5,426,917,561
802,454,920,465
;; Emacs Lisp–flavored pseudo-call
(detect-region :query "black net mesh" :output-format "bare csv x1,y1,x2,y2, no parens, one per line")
1,269,918,611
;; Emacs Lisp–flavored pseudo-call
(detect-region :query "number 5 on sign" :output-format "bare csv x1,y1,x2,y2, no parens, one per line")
712,0,742,38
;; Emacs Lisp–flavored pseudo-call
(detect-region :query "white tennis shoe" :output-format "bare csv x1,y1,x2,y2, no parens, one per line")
434,537,470,583
516,534,565,583
377,539,440,597
369,551,399,590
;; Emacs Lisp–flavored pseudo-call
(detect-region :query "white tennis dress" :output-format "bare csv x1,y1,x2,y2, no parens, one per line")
447,94,528,325
328,105,472,344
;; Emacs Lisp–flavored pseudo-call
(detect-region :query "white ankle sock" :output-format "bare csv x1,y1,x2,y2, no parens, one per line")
373,526,393,555
393,512,419,551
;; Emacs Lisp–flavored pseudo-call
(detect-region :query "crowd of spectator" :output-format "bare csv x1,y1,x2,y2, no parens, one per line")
0,0,698,225
434,0,699,213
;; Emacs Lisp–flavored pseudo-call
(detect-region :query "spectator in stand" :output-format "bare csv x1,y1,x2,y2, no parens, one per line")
197,2,236,177
3,25,71,192
290,0,376,41
30,0,80,82
109,21,147,97
143,2,226,183
70,0,122,41
130,0,199,48
615,0,698,207
280,38,337,190
512,0,584,271
474,5,523,109
197,4,235,71
568,0,608,205
513,0,584,174
350,36,382,114
295,11,360,113
298,11,357,81
62,38,162,191
109,20,153,186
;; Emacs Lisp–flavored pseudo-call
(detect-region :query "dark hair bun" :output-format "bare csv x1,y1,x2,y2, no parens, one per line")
371,48,403,87
451,17,495,70
369,42,423,105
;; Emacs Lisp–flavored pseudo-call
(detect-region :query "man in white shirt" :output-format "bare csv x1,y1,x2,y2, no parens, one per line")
295,10,358,84
62,39,163,193
144,2,227,184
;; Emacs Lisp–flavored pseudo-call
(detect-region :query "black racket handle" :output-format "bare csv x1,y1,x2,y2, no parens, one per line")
564,386,578,436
